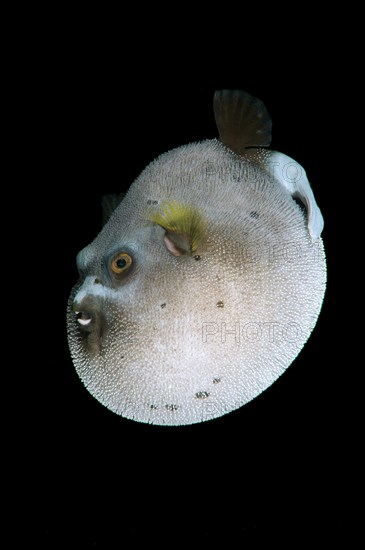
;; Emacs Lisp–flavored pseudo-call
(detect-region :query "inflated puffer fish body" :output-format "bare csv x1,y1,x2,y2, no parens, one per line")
67,90,326,425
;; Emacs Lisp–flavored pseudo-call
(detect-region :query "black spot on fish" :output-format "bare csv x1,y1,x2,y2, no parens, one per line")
194,255,201,261
213,378,221,384
217,301,224,308
249,211,259,219
196,391,209,399
165,404,178,411
205,161,216,176
160,303,166,309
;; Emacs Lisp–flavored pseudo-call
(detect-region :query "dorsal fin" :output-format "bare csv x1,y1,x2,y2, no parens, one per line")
213,90,272,155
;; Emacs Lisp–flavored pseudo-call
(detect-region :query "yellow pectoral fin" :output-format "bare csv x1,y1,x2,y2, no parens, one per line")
149,201,207,255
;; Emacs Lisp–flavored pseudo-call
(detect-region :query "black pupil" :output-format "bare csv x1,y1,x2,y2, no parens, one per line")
116,258,127,269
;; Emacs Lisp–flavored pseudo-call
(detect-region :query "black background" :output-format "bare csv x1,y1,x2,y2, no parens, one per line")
20,34,355,545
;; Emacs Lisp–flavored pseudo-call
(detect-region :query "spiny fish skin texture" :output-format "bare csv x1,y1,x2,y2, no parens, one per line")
67,90,326,426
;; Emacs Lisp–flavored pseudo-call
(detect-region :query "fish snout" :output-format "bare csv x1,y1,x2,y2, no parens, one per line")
71,276,104,334
72,296,98,331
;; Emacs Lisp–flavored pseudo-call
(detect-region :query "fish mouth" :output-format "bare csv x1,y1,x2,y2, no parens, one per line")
69,292,106,357
74,310,93,328
72,304,96,334
71,309,104,357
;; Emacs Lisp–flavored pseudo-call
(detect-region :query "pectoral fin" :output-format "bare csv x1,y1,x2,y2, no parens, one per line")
150,201,207,256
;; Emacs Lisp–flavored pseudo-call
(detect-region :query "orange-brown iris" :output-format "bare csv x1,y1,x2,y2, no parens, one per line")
111,252,132,275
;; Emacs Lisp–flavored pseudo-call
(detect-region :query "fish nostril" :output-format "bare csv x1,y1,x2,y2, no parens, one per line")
94,278,101,284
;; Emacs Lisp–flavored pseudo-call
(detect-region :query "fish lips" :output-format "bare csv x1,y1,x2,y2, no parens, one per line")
70,291,106,353
74,308,97,333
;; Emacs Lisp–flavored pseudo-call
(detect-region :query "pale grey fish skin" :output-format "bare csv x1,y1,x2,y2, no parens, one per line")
67,92,326,426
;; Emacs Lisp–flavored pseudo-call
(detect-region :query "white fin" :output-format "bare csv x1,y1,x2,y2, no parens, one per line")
263,151,324,240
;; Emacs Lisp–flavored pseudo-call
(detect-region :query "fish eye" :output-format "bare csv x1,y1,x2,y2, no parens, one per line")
111,252,133,275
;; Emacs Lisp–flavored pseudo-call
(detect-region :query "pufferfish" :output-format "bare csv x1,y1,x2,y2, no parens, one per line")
67,90,326,426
